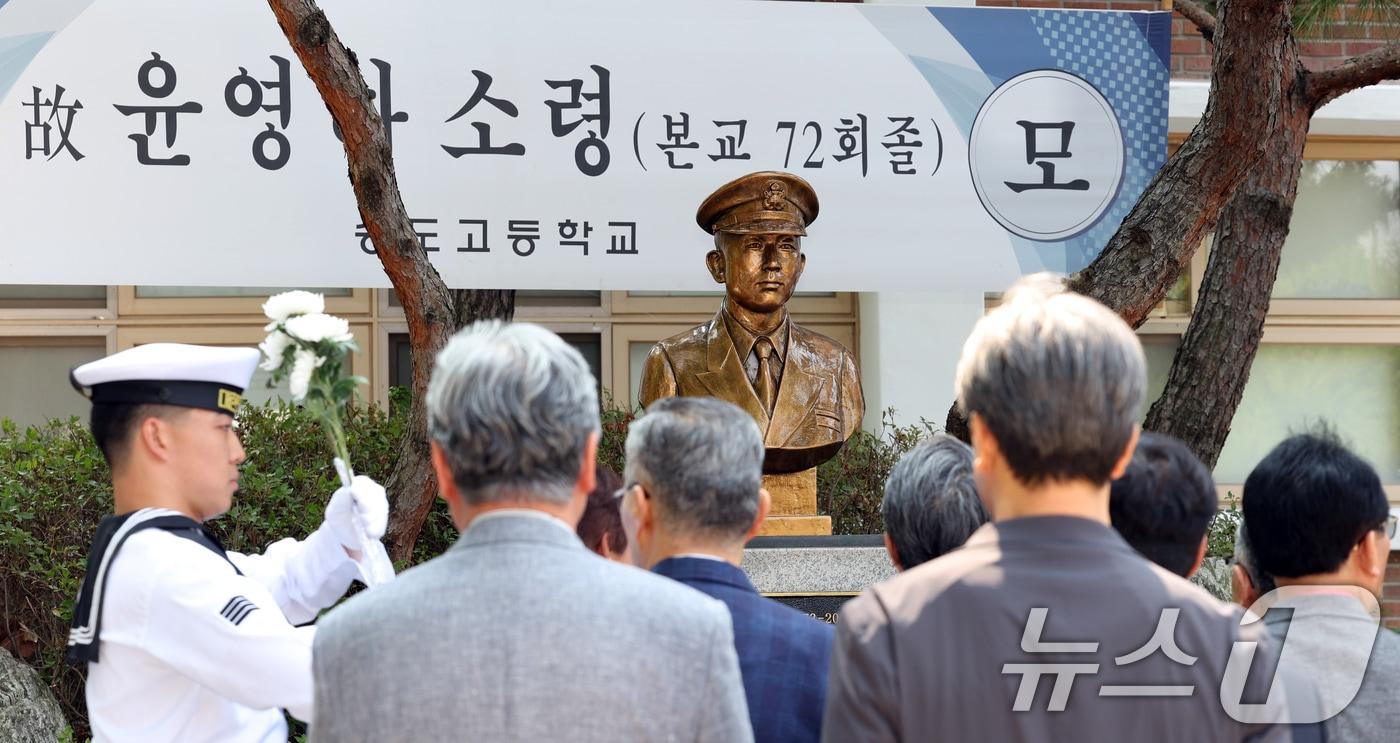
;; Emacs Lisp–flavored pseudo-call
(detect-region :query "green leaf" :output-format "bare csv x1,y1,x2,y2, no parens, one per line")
331,377,360,402
1293,0,1400,37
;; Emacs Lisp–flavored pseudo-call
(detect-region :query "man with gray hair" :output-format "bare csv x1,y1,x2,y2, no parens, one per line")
880,435,988,571
823,275,1290,742
311,322,752,743
1231,519,1274,610
625,396,834,743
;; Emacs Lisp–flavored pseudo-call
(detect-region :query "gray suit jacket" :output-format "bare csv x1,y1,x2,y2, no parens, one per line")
1264,592,1400,742
823,516,1291,743
311,511,752,743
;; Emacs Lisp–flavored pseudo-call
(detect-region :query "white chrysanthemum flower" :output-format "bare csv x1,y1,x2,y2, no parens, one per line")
284,313,354,344
262,291,325,326
258,331,292,372
288,348,325,402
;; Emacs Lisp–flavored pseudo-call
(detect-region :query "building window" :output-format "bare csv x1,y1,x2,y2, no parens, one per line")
386,290,602,309
134,286,355,298
119,287,369,317
0,285,106,310
1215,344,1400,485
1139,335,1180,419
244,365,294,407
0,338,106,427
387,331,604,398
628,340,653,409
1274,160,1400,300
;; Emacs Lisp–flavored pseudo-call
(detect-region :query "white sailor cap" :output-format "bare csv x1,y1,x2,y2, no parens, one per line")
70,343,260,415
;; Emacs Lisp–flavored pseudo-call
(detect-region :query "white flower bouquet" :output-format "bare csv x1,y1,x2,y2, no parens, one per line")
259,291,364,466
259,291,393,585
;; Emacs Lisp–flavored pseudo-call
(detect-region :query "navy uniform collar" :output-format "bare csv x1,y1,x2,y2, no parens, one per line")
653,555,756,593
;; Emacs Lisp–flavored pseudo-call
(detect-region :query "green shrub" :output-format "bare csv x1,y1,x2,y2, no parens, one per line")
0,417,109,734
1206,500,1241,559
817,409,940,535
597,393,639,478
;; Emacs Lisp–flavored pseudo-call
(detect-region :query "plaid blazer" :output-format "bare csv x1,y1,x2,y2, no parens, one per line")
654,557,834,743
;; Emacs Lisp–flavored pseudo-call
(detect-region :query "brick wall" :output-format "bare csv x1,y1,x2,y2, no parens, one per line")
975,1,1395,79
1384,553,1400,630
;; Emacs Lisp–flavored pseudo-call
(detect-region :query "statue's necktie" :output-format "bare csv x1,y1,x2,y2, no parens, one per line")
754,336,776,414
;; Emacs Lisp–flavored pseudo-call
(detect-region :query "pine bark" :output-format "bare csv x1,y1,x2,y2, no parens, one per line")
1144,79,1310,468
454,290,516,327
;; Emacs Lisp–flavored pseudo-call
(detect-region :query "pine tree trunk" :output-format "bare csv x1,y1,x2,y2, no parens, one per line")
1144,60,1310,467
454,290,516,327
267,0,458,561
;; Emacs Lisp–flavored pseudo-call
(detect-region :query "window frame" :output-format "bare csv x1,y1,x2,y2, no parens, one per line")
0,286,117,320
0,327,116,426
118,286,371,317
1265,139,1400,314
376,289,612,321
375,319,613,409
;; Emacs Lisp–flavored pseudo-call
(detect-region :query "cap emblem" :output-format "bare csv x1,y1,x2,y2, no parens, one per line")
763,180,787,211
217,389,243,413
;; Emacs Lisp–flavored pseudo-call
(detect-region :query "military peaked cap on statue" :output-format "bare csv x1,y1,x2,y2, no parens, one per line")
70,343,260,416
696,171,820,236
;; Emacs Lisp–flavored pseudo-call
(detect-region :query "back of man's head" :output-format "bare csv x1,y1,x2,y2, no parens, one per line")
955,273,1146,487
577,464,628,559
882,435,988,570
624,396,764,543
426,321,600,507
1109,432,1218,577
1243,427,1389,580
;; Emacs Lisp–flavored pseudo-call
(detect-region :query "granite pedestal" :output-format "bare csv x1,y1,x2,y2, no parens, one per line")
741,535,1233,623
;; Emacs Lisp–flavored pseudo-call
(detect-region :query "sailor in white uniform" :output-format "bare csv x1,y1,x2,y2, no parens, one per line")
65,343,391,743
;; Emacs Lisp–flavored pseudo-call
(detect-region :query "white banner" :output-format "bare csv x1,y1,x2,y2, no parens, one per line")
0,0,1170,290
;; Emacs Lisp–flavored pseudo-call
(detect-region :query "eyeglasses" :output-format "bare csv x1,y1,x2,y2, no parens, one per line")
1379,514,1398,540
613,482,644,501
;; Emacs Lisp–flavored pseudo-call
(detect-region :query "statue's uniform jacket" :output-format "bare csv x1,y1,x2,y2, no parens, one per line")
640,310,864,455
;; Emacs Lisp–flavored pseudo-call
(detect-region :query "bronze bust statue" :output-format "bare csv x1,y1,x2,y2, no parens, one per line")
639,171,864,474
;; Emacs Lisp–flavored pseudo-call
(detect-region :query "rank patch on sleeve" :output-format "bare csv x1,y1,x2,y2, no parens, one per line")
219,596,258,626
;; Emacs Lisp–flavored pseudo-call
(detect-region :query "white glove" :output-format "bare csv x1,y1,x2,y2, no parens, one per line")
326,459,389,548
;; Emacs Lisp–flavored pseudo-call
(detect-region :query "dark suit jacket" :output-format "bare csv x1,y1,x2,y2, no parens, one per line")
654,557,834,743
822,517,1294,743
639,311,863,472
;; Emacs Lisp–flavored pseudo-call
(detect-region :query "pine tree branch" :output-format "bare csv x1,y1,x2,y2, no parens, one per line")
1176,0,1217,44
1307,42,1400,109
